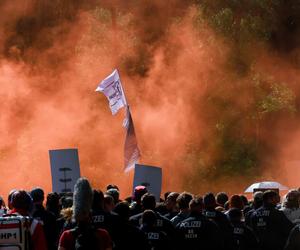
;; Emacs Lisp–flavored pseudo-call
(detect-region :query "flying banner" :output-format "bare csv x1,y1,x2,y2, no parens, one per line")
96,69,141,172
95,69,127,115
124,107,140,172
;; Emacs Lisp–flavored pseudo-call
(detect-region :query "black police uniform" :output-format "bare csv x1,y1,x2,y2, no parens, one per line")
204,209,234,250
140,224,170,250
250,203,294,250
231,221,259,250
92,208,123,249
130,211,177,249
114,219,150,250
176,212,222,250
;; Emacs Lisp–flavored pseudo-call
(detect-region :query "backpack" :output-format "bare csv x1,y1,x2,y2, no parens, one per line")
71,226,102,250
0,215,33,250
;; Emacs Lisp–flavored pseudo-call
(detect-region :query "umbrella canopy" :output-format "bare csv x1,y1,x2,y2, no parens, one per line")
245,181,289,193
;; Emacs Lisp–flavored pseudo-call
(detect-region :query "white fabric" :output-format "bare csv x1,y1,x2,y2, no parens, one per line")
95,69,127,115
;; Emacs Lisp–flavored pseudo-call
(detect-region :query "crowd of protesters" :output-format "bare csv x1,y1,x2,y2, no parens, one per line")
0,178,300,250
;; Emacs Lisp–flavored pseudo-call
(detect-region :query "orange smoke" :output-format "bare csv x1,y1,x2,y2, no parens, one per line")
0,1,299,200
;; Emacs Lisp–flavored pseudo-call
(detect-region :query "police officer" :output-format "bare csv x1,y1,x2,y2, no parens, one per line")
91,190,122,249
228,208,259,250
114,202,150,250
176,197,222,250
250,190,294,250
203,192,234,250
129,193,177,249
140,210,170,250
170,192,193,227
244,192,263,227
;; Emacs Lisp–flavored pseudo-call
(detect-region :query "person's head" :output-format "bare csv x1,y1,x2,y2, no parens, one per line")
228,208,242,224
229,195,244,210
252,191,263,209
92,189,104,211
164,192,171,201
283,190,300,209
46,192,60,212
176,192,193,211
216,192,228,207
240,195,249,207
8,189,17,210
106,184,119,191
61,196,73,209
73,178,93,223
165,192,179,211
203,192,216,210
142,209,157,227
0,196,5,208
114,201,130,220
106,188,120,205
104,194,115,212
263,190,278,206
133,186,147,203
189,197,203,214
141,193,156,210
60,207,73,221
30,187,44,204
11,190,33,214
224,201,230,211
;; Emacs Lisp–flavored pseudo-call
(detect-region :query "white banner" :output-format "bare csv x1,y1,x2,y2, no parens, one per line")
95,69,127,115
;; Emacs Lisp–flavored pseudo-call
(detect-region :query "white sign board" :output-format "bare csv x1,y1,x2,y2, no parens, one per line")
49,149,81,193
133,164,162,201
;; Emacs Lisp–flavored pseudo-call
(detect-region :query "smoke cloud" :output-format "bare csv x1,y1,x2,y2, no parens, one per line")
0,0,299,199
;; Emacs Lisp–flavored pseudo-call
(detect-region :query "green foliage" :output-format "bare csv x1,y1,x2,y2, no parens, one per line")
211,8,234,35
183,71,297,188
257,83,296,115
197,0,300,51
239,15,272,42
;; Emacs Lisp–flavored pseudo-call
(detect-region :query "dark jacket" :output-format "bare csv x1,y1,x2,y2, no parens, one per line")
32,204,57,250
250,204,294,250
231,221,259,250
176,212,222,250
284,224,300,250
204,209,234,250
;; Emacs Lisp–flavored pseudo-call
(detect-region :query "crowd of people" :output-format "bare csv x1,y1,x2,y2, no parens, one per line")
0,178,300,250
